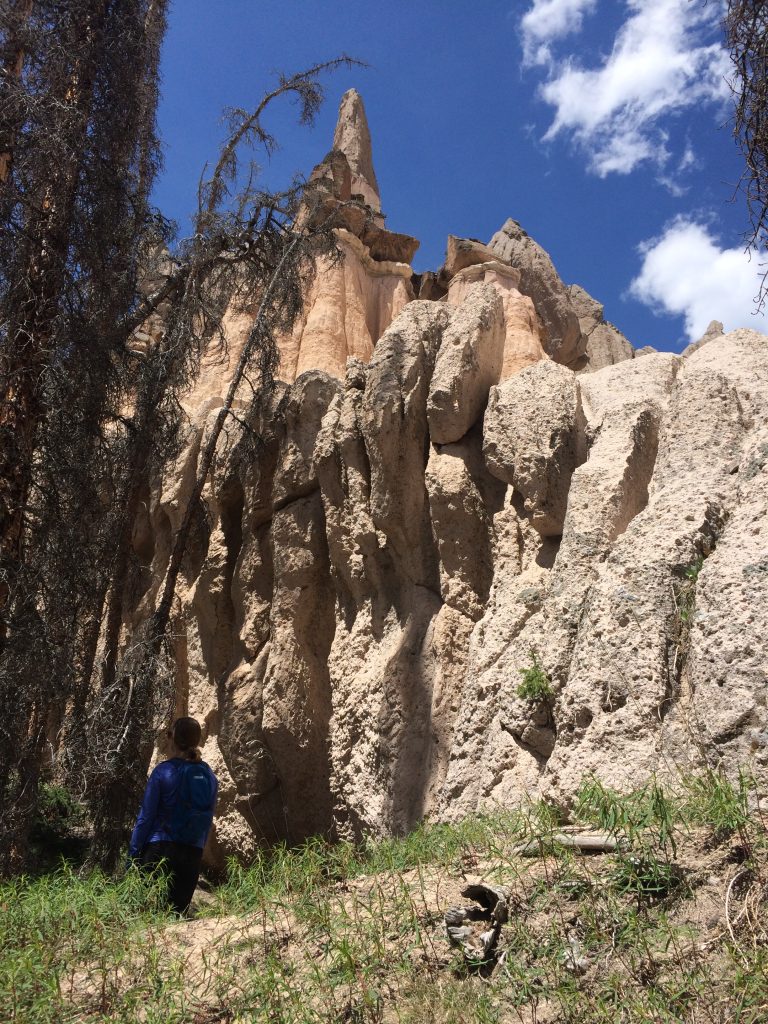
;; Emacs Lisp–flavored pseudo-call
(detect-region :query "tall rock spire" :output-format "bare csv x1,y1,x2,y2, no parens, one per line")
332,89,381,212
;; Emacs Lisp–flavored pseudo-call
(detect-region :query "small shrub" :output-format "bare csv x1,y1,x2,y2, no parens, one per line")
677,557,704,625
35,783,86,834
576,777,678,856
609,854,681,900
517,652,552,702
29,782,89,872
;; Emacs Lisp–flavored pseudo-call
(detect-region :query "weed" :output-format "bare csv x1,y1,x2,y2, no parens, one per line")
576,776,678,855
678,557,704,624
517,651,552,702
680,766,753,843
672,556,704,685
609,854,681,899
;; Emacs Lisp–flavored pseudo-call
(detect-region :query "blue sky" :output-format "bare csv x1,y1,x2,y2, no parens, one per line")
154,0,765,352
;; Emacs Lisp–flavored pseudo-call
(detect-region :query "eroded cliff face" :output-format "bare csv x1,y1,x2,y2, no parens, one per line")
127,92,768,865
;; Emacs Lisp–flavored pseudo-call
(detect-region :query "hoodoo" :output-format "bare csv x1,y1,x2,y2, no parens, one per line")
332,88,381,212
125,91,768,866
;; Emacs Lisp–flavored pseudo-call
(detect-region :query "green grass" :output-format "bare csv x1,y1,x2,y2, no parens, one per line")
2,770,767,1023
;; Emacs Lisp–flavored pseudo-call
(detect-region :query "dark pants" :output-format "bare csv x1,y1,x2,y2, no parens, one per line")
140,840,203,915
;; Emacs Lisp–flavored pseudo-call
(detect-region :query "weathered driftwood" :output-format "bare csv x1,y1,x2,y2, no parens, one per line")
516,831,619,857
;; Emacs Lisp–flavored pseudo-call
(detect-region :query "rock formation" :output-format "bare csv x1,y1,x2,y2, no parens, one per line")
568,283,635,372
488,219,585,368
126,92,768,866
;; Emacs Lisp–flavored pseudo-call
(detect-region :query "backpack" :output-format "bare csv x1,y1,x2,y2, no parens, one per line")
167,760,215,845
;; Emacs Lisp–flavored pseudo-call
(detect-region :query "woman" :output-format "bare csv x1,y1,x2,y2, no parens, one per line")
129,716,218,915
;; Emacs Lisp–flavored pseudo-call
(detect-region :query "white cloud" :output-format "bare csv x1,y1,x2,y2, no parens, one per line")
629,218,766,342
531,0,730,176
657,144,697,196
520,0,597,65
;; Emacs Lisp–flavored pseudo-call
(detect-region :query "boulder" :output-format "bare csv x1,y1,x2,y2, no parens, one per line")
447,261,545,379
428,282,505,445
425,427,503,620
483,360,586,536
442,235,497,278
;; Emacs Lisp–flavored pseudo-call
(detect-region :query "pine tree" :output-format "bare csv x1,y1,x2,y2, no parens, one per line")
0,0,169,871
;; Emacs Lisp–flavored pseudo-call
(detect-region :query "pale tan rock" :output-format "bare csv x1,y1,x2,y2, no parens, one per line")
333,89,381,212
488,219,584,368
543,356,749,802
567,282,603,335
425,427,504,620
428,282,505,445
580,321,635,372
443,235,497,277
258,489,336,840
307,147,353,203
301,135,418,265
483,360,586,536
359,299,451,586
133,316,768,860
280,231,414,383
313,358,381,606
197,89,419,392
311,328,474,837
361,221,419,265
415,271,446,301
661,330,768,776
568,284,635,373
681,319,724,358
442,355,677,815
272,371,341,507
447,261,546,379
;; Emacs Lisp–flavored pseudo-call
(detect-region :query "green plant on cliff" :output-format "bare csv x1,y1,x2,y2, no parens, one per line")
517,650,553,702
677,557,704,627
671,555,704,691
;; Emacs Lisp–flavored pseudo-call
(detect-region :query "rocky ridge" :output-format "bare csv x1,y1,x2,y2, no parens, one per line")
128,92,768,866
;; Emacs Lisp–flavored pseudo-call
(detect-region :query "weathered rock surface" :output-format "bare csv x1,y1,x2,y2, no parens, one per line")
484,360,586,536
442,235,497,279
682,319,725,359
124,91,768,866
446,262,545,379
272,91,418,383
488,219,585,368
568,283,635,373
131,323,768,867
428,283,505,445
332,88,381,212
279,231,414,382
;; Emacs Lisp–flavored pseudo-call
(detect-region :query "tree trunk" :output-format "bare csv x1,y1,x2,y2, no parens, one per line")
0,0,33,184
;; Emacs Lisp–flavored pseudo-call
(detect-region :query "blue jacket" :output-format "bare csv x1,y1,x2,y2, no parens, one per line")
129,757,218,857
